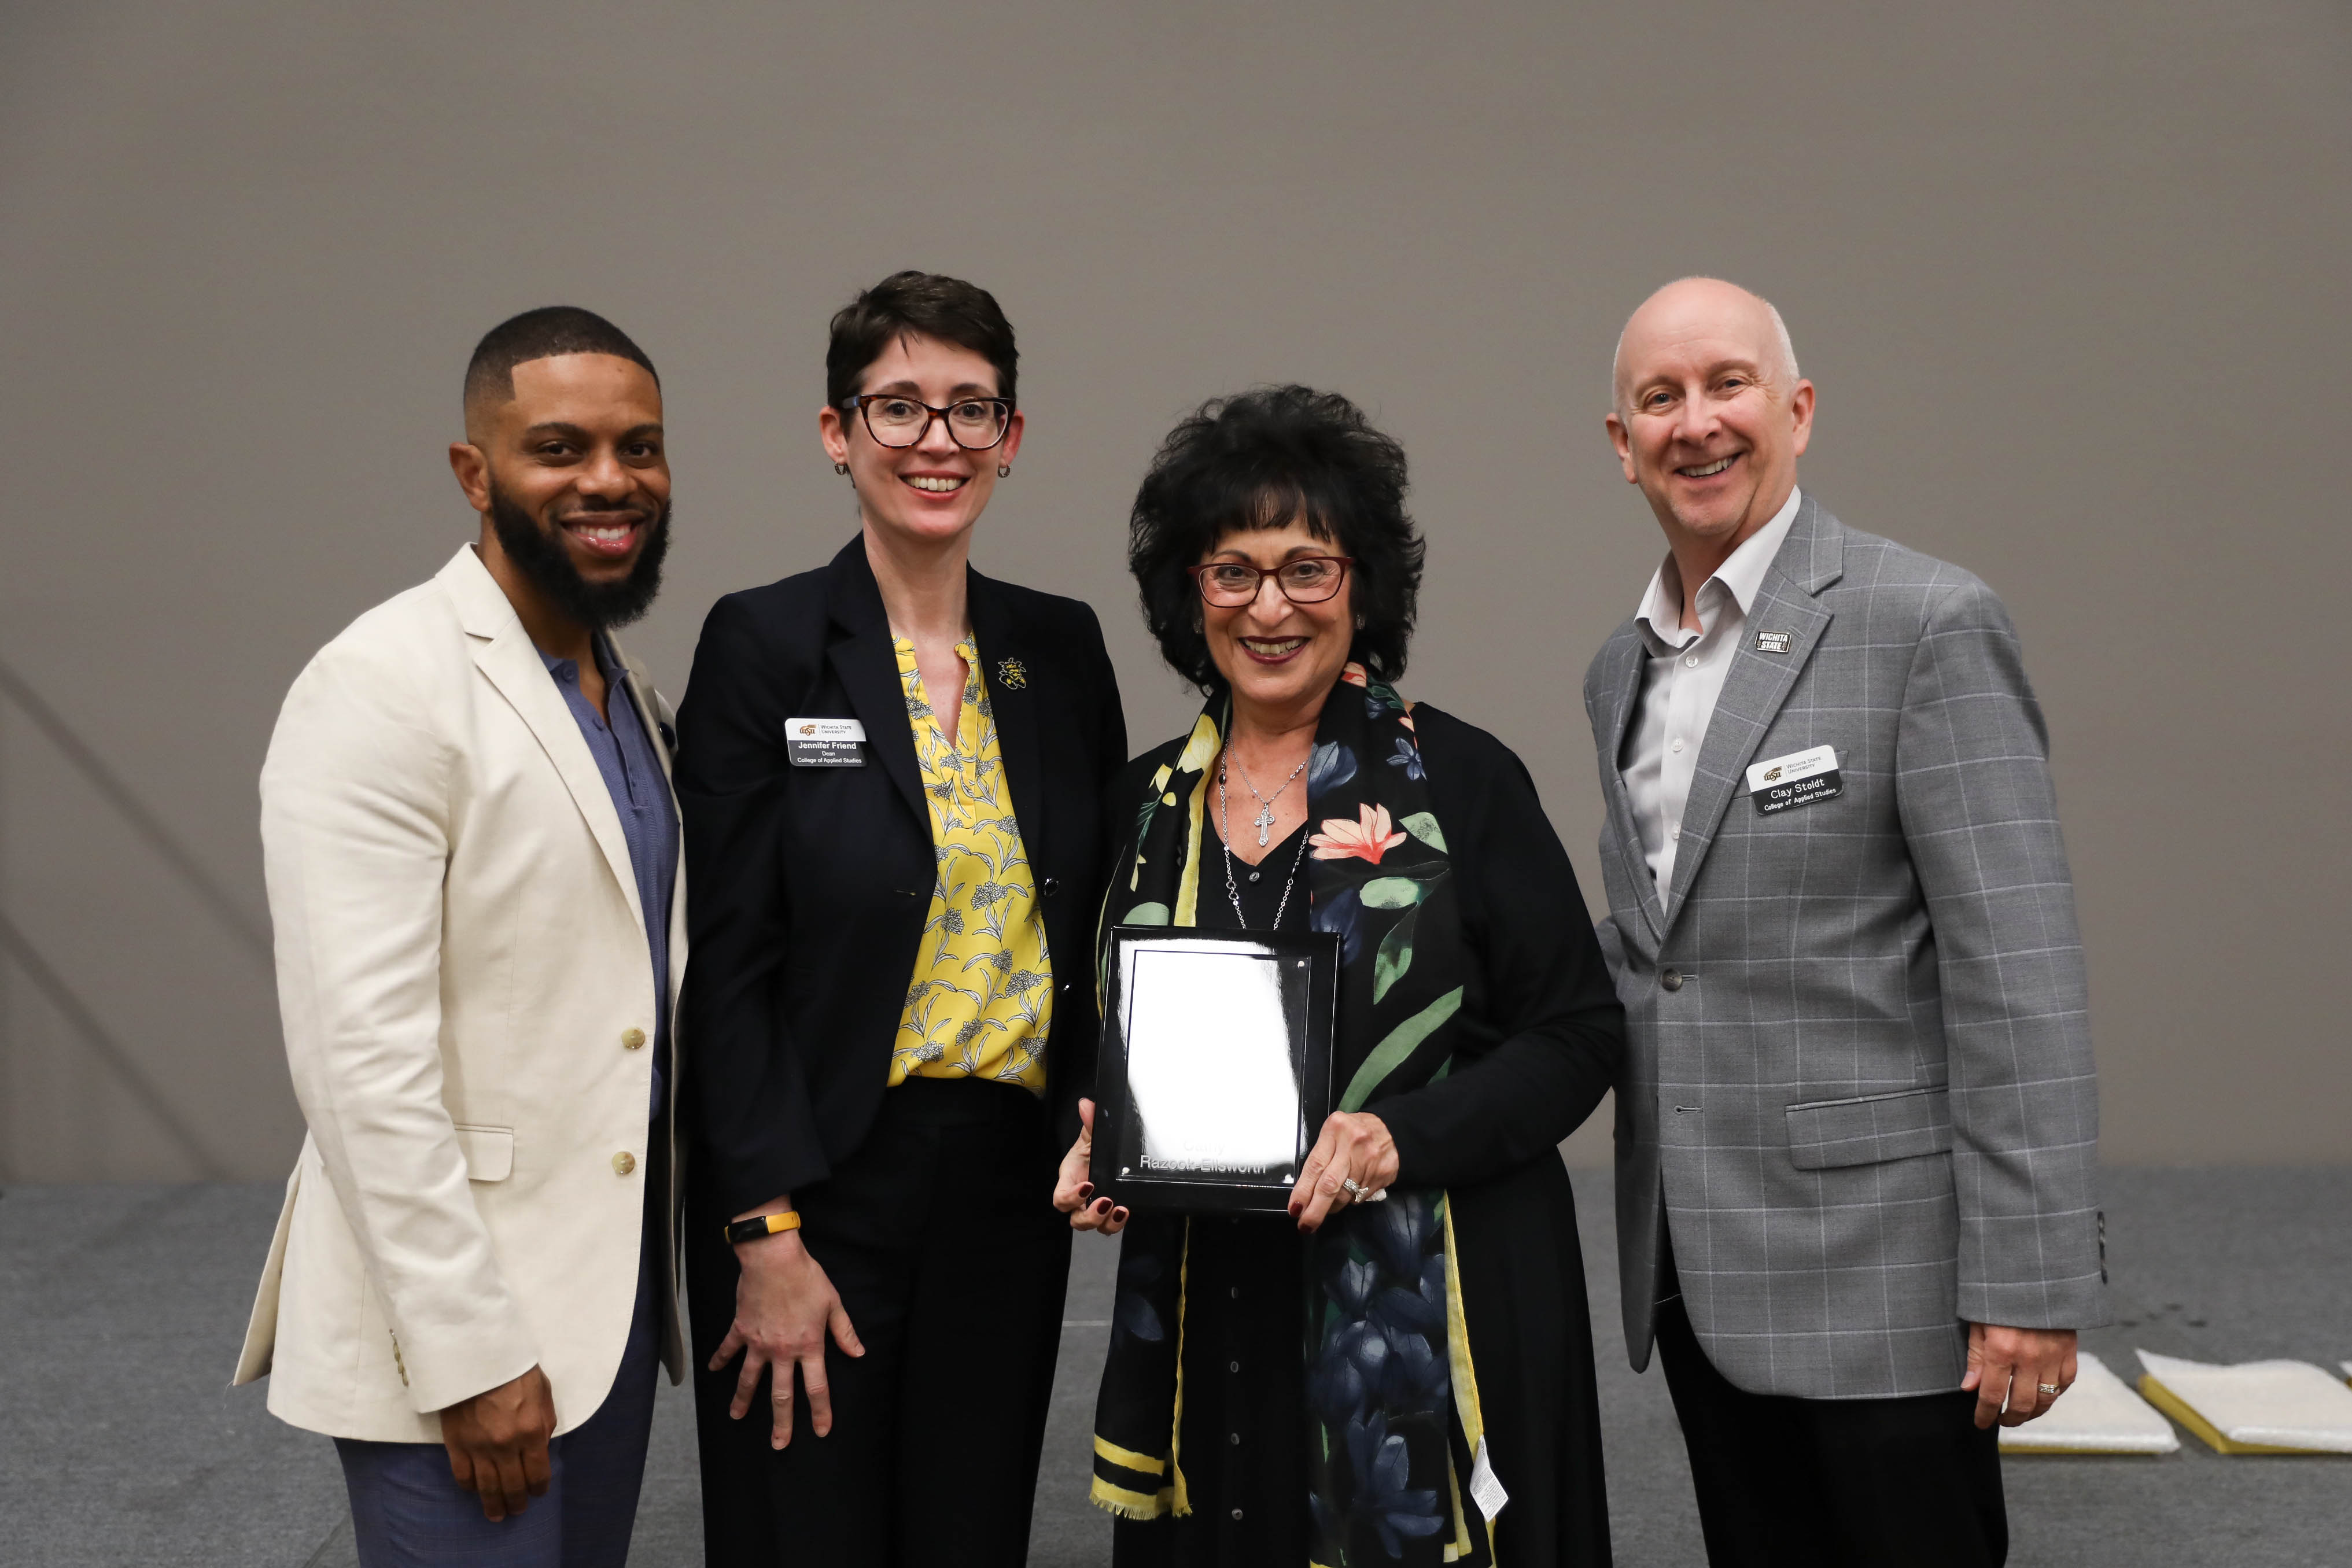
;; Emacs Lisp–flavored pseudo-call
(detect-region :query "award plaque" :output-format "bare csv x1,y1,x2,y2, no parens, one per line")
1090,925,1340,1215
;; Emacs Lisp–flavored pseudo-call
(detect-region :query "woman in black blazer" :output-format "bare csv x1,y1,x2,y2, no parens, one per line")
676,271,1126,1566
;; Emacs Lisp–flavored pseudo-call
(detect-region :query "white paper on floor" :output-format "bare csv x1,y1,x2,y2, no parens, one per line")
2137,1350,2352,1453
1999,1351,2178,1453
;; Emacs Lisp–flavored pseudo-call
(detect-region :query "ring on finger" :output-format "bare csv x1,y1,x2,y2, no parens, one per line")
1340,1176,1366,1198
2036,1382,2062,1396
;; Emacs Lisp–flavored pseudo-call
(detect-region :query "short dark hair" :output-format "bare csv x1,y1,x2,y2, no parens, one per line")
464,306,658,415
825,271,1018,410
1129,385,1424,693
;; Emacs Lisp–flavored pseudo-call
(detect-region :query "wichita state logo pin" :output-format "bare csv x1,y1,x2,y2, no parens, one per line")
995,658,1028,690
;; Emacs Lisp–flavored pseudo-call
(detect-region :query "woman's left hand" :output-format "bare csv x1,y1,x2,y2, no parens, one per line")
1290,1111,1399,1233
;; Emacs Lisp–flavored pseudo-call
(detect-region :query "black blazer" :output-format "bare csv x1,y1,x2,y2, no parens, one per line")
676,536,1127,1216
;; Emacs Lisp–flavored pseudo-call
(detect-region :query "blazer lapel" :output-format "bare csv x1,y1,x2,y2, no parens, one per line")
968,571,1046,868
610,637,676,784
1595,626,1668,942
1660,500,1845,928
823,537,927,828
438,547,644,934
609,633,687,1019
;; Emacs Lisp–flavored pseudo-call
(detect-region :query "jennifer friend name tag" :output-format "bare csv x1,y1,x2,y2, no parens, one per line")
786,716,866,766
1745,744,1841,815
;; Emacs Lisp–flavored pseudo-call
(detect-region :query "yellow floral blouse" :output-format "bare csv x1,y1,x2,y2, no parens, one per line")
887,634,1052,1094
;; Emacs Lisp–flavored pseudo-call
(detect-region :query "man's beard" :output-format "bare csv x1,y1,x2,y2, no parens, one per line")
488,484,670,631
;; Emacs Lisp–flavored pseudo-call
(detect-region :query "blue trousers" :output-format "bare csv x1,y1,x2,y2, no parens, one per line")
335,1183,665,1567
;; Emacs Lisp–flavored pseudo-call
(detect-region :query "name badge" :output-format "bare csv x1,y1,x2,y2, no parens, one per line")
1745,744,1841,815
786,716,866,767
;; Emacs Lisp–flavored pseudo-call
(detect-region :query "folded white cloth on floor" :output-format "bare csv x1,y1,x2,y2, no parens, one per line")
2137,1350,2352,1453
1999,1352,2178,1453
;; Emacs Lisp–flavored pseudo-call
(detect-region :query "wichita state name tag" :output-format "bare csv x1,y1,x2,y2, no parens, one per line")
1745,744,1841,815
786,716,866,766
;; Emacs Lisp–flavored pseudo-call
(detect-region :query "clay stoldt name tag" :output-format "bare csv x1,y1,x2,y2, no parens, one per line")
785,716,867,767
1745,744,1842,815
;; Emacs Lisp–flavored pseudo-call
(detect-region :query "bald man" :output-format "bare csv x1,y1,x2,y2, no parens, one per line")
233,307,686,1566
1582,279,2102,1567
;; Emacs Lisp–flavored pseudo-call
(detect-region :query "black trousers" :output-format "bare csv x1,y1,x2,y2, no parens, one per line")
1654,1274,2006,1567
687,1078,1072,1567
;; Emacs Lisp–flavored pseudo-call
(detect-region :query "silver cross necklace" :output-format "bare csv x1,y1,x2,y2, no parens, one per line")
1218,759,1313,930
1230,748,1310,847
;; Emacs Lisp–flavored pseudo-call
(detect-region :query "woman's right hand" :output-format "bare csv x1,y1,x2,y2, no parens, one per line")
710,1224,865,1449
1055,1097,1129,1235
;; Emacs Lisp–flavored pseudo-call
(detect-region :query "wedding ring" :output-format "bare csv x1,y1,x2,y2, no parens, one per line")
1340,1177,1366,1197
2036,1382,2062,1396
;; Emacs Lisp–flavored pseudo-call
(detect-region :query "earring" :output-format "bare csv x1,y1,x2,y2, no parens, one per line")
834,461,849,475
996,463,1012,478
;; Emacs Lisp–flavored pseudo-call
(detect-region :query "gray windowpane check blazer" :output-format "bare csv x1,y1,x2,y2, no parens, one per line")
1586,494,2106,1401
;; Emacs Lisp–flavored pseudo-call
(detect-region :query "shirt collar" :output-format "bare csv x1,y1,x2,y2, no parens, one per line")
536,632,621,684
1631,485,1804,648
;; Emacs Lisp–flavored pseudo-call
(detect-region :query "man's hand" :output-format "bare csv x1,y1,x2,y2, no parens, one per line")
440,1365,555,1522
1055,1098,1129,1235
1962,1323,2078,1428
709,1214,864,1450
1289,1111,1399,1233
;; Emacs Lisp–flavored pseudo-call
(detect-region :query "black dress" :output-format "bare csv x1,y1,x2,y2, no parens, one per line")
1108,705,1623,1567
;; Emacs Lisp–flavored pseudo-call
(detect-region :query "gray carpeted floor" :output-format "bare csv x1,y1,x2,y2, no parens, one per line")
1,1168,2346,1566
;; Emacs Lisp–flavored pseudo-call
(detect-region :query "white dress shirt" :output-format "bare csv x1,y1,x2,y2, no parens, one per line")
1620,486,1804,892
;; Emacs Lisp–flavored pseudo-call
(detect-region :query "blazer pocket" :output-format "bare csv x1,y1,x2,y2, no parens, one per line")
1784,1086,1952,1171
452,1123,515,1182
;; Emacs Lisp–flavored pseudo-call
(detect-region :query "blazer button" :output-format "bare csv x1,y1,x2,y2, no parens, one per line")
613,1152,637,1176
1660,968,1684,993
1042,877,1062,898
621,1028,646,1050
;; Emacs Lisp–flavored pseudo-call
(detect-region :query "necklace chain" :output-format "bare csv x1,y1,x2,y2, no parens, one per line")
1233,750,1310,848
1219,759,1311,929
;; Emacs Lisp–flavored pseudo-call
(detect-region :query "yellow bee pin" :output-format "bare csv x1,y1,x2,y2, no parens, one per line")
996,658,1028,691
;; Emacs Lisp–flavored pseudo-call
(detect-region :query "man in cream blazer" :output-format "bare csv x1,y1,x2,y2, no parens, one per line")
234,307,686,1567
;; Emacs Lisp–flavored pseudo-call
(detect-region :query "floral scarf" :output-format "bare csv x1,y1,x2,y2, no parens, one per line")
1089,665,1495,1568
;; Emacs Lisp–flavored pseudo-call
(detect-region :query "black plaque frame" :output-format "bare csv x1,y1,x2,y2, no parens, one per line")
1090,924,1340,1215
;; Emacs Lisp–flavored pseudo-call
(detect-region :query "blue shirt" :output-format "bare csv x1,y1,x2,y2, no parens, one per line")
539,636,678,1120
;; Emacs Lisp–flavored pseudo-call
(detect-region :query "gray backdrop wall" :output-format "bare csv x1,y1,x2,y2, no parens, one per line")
2,2,2345,1181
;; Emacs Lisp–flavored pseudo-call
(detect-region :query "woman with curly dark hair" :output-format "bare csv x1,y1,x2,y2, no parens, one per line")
1055,386,1624,1566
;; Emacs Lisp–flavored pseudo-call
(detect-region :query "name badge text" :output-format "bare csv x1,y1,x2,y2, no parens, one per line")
1745,744,1842,815
786,716,866,767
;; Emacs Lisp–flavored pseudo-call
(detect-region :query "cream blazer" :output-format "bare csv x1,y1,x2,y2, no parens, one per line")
231,544,688,1442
